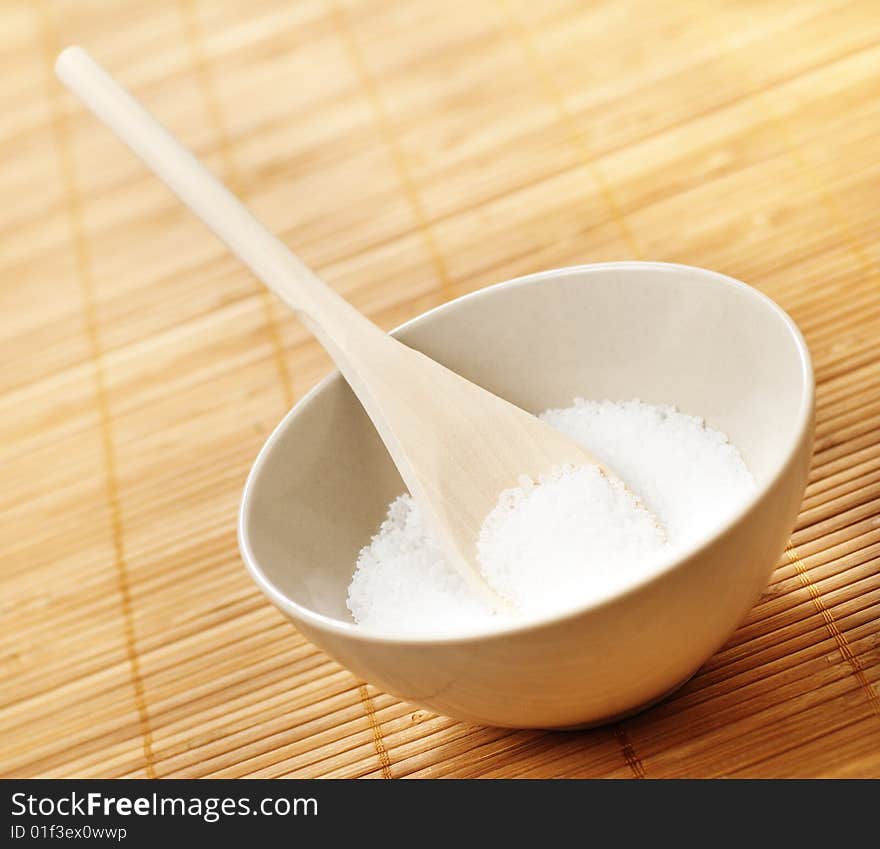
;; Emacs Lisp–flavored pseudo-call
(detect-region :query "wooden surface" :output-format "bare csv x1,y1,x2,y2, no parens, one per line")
2,0,879,778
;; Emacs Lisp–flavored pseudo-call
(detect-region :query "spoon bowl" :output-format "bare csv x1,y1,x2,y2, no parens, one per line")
240,262,814,728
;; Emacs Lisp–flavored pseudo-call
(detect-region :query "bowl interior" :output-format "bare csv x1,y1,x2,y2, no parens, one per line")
241,263,810,625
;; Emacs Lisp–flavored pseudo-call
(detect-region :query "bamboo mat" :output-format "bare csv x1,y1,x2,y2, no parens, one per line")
2,0,879,779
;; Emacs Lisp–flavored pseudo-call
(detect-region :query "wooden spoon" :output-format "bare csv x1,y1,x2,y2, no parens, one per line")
56,46,609,609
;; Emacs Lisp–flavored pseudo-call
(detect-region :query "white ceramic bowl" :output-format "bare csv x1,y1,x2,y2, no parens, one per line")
239,262,814,728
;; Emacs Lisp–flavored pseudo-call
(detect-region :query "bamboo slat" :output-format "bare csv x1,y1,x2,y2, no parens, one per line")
1,0,878,778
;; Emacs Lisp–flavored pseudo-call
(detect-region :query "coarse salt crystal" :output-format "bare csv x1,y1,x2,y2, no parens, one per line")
346,399,755,634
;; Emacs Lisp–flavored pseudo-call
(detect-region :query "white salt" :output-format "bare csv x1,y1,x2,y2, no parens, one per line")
346,399,755,634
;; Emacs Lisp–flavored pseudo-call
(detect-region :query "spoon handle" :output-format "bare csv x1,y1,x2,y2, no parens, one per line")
55,46,389,360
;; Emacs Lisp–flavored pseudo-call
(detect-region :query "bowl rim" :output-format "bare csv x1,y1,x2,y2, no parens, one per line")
238,261,815,646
